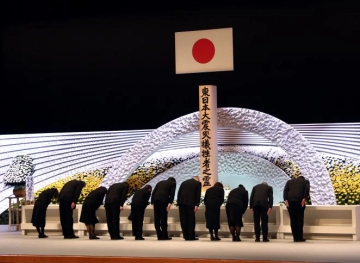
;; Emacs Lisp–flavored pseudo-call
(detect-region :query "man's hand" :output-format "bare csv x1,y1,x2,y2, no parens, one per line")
267,208,272,216
120,206,124,211
285,200,289,207
194,206,198,213
251,208,254,213
71,202,76,209
301,198,306,207
166,204,171,212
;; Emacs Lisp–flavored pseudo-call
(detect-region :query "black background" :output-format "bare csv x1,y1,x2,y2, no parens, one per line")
1,1,359,134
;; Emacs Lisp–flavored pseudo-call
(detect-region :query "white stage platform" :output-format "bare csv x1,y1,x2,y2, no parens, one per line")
1,231,359,263
2,205,359,263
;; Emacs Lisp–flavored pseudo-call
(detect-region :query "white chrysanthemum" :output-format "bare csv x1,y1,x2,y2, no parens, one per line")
4,155,34,185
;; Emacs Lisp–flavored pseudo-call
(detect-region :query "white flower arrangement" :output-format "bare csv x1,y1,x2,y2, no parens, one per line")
4,155,34,186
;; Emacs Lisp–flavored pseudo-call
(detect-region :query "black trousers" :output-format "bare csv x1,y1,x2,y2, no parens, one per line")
288,202,305,241
105,203,121,238
178,205,196,240
153,200,169,239
253,205,268,240
59,200,74,237
131,204,146,238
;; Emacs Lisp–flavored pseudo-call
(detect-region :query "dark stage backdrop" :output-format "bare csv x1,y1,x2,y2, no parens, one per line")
1,1,359,134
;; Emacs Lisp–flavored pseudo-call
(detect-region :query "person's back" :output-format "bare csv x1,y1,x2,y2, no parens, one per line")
177,177,201,207
32,188,59,238
250,183,273,209
204,185,225,207
283,176,310,242
250,182,273,242
151,177,176,240
204,182,225,241
176,176,201,241
151,178,176,204
131,185,152,240
132,187,152,207
37,188,58,205
105,182,129,207
104,182,129,240
85,186,107,209
58,180,86,239
226,185,249,241
284,176,310,202
58,180,85,202
227,186,249,209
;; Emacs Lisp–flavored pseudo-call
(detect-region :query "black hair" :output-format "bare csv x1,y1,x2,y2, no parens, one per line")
52,188,59,198
144,184,152,191
214,182,223,188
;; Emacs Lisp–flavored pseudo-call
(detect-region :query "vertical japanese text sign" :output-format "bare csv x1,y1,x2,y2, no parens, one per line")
199,85,218,191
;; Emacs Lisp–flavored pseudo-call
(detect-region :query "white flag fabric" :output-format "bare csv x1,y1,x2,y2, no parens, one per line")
175,28,234,74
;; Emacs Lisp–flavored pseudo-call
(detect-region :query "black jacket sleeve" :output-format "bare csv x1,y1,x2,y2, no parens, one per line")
268,186,274,208
119,184,129,206
72,182,84,203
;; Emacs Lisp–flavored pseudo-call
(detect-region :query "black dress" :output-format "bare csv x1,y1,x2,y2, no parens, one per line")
225,186,248,227
31,188,58,227
80,187,107,225
204,186,225,230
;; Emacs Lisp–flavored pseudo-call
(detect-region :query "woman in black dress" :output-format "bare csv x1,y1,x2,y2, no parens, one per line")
225,184,249,241
80,186,107,239
204,182,224,241
31,188,59,238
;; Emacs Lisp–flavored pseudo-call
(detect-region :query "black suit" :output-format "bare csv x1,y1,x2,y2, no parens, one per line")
104,182,129,239
250,183,273,240
58,180,85,238
131,187,151,239
177,178,201,240
151,178,176,239
283,176,310,241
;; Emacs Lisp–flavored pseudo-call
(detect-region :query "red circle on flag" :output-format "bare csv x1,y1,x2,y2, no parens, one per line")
192,38,215,64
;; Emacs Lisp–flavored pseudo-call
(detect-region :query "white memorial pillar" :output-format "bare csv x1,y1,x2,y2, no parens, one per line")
199,85,218,191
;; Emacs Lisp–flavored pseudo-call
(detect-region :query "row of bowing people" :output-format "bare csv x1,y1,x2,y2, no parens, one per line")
31,174,309,243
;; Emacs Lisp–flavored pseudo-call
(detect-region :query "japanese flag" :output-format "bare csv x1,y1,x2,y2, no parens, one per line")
175,28,234,74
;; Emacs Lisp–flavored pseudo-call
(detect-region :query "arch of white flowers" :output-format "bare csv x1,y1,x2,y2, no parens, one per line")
100,107,336,205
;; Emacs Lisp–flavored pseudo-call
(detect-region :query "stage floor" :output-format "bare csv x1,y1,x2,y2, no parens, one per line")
1,231,359,263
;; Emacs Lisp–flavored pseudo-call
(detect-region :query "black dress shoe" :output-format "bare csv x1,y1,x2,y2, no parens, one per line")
214,236,221,241
64,236,78,239
296,238,306,242
135,237,145,240
89,235,100,240
38,234,48,238
111,236,124,240
255,239,260,242
187,237,199,241
263,239,270,242
159,237,172,240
